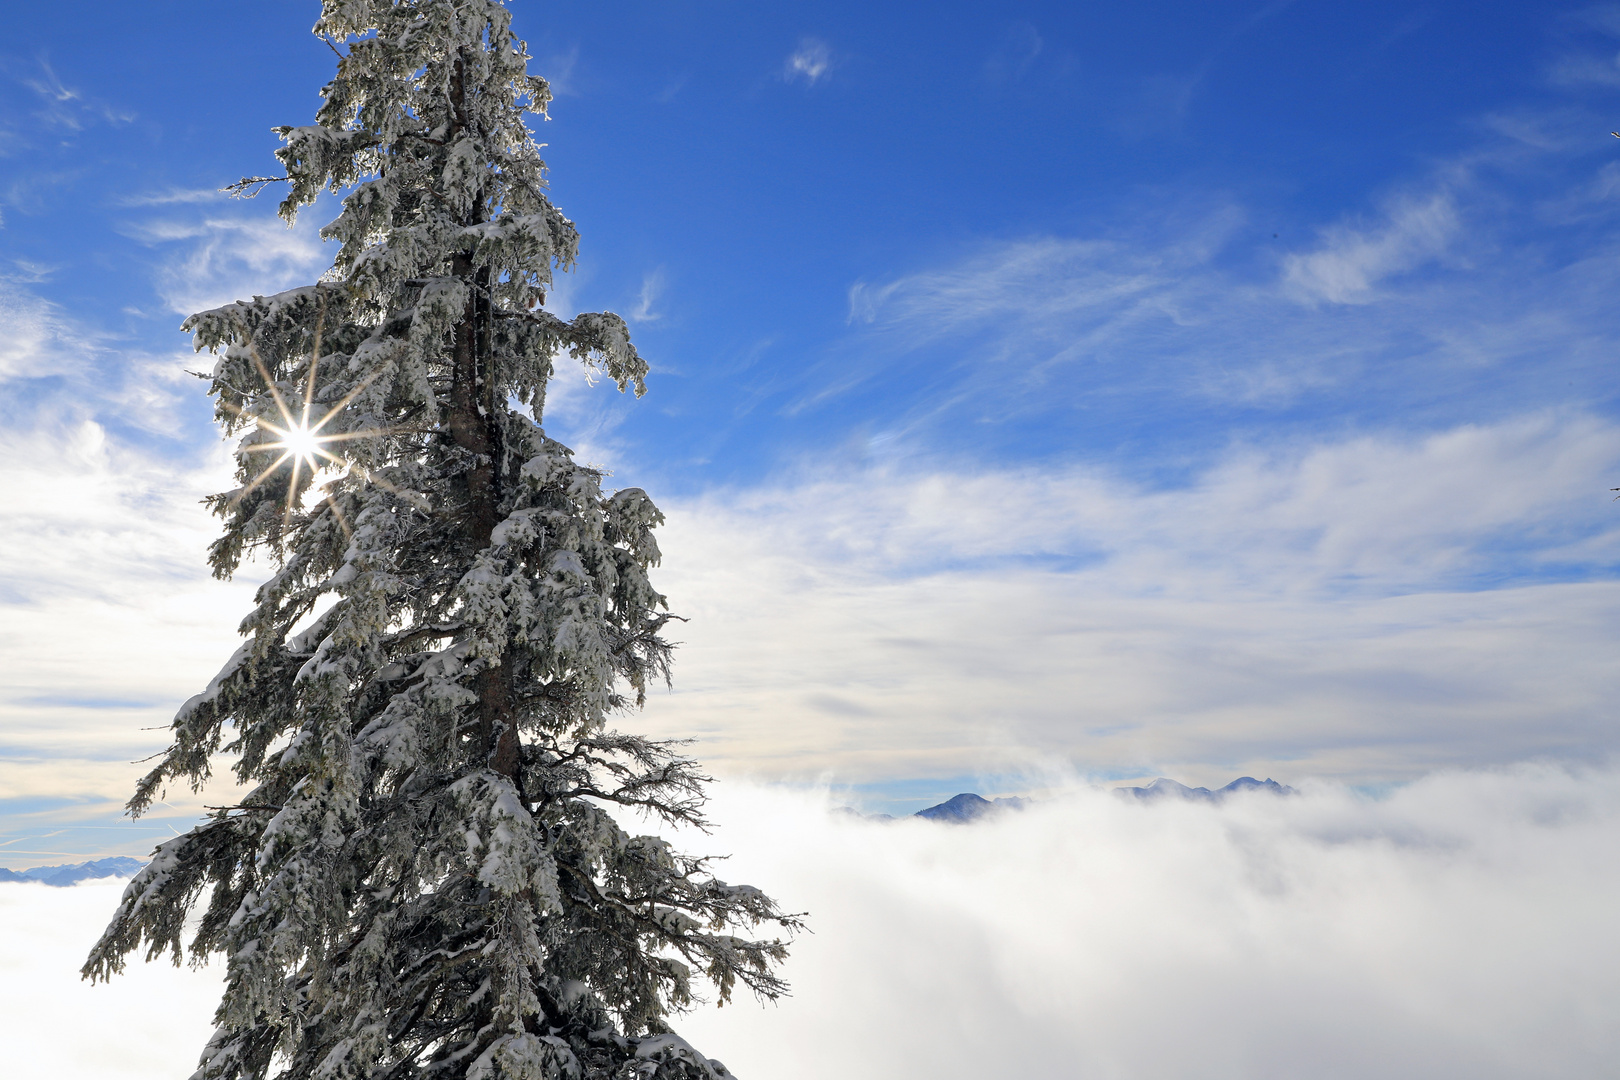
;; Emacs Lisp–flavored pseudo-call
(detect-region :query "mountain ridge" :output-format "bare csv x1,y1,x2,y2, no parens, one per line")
1115,776,1294,802
0,856,145,886
837,777,1294,821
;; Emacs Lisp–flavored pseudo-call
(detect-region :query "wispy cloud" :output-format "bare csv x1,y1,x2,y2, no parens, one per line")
536,45,581,98
122,213,330,316
117,188,225,208
784,38,832,86
1114,0,1300,135
1117,71,1205,134
827,212,1320,417
0,279,77,381
0,266,217,445
810,120,1620,438
1282,190,1461,304
846,233,1175,334
654,75,689,105
1547,4,1620,87
630,267,666,322
1547,51,1620,88
0,248,224,504
4,168,85,218
21,59,84,131
20,59,134,131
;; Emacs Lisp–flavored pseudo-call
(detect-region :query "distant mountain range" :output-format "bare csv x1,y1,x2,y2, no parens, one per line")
1115,776,1294,802
839,777,1293,822
0,857,145,887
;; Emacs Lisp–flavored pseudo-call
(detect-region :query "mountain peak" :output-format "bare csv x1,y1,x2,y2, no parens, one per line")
914,793,1030,823
915,793,995,822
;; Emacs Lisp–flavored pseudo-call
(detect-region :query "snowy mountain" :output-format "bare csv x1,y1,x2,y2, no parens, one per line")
0,857,144,886
914,793,1031,823
838,779,1291,822
834,793,1031,823
1116,776,1294,802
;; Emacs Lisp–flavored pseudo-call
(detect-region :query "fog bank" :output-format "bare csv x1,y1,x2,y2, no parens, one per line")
674,765,1618,1079
2,765,1615,1079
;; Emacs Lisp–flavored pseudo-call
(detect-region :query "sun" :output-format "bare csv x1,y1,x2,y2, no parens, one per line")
276,421,326,469
254,407,345,477
232,342,370,514
228,332,407,534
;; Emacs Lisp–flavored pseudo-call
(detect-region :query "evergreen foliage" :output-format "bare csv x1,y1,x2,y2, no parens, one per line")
83,4,798,1077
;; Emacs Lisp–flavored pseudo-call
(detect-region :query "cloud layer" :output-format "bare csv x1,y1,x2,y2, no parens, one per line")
673,768,1620,1079
0,876,221,1078
6,766,1617,1079
640,411,1620,787
0,412,259,862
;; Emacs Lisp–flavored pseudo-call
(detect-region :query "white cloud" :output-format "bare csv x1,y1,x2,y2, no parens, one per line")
0,878,222,1078
123,212,330,317
687,412,1618,594
673,770,1620,1079
6,766,1619,1079
634,413,1620,784
117,188,226,207
784,38,832,86
3,408,1615,808
0,414,259,809
4,152,1616,821
1282,190,1460,304
0,417,235,605
0,277,82,380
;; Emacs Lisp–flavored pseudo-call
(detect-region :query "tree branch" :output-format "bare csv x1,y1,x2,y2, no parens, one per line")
222,176,291,200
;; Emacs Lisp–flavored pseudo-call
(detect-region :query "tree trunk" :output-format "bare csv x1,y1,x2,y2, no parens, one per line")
446,52,520,781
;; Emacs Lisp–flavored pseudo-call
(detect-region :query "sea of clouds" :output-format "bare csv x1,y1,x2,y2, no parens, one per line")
5,765,1616,1080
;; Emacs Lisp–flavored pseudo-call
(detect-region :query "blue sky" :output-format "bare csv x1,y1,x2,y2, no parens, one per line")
3,1,1620,860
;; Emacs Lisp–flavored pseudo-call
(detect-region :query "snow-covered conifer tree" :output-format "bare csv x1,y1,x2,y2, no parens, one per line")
83,4,797,1077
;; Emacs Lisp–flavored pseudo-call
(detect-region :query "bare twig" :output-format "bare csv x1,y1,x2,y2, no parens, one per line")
222,176,290,200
